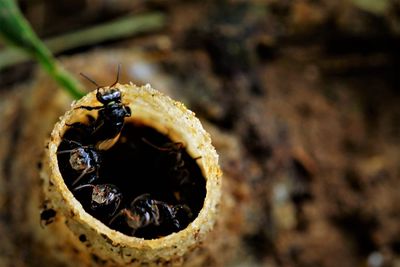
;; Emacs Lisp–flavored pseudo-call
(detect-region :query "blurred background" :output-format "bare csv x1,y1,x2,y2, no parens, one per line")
1,0,400,266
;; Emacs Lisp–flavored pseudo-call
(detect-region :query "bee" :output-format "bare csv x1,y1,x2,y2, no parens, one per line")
57,140,101,186
74,184,122,216
109,194,192,236
142,138,199,186
72,65,131,150
158,202,192,230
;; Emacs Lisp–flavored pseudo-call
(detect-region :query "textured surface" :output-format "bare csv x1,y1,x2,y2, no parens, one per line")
41,82,222,265
1,22,400,266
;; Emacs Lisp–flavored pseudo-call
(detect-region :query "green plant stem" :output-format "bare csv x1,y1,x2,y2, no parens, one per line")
0,0,85,99
0,12,165,70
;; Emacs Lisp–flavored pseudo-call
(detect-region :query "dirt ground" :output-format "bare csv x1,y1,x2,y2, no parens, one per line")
1,1,400,266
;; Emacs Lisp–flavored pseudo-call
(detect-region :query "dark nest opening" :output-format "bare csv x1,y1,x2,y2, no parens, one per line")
57,121,206,239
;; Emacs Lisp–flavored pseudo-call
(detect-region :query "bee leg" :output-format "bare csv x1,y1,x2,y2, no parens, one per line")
57,149,77,154
72,166,94,186
73,184,94,191
86,166,100,185
110,63,121,88
64,139,83,147
171,218,181,230
110,197,122,216
109,209,125,225
75,105,103,111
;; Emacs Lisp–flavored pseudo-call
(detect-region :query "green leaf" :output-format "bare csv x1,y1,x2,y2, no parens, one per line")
0,0,85,99
351,0,389,15
0,12,165,70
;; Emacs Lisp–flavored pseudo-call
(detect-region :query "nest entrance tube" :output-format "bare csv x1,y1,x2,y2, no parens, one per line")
42,83,222,265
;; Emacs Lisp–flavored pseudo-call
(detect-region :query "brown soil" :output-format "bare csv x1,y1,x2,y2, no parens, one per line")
1,1,400,266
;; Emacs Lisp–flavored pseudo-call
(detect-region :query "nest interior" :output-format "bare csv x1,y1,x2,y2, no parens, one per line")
57,119,206,239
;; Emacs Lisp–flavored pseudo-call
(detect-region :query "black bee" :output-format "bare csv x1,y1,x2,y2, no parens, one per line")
142,138,198,186
74,184,122,216
158,201,192,230
109,194,192,236
73,65,131,150
57,140,101,186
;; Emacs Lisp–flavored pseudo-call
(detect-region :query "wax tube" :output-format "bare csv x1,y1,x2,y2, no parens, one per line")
40,83,222,266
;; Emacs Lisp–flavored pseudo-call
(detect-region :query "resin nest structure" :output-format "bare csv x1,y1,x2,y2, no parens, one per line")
41,83,222,266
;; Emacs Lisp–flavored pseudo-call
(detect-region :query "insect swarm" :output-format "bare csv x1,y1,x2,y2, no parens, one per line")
41,82,222,266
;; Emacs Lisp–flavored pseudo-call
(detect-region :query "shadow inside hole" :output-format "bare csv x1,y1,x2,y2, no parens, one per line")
57,121,206,239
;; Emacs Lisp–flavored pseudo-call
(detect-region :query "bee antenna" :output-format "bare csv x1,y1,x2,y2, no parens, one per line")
80,73,102,89
110,64,121,88
73,184,94,191
64,138,83,147
109,209,124,225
